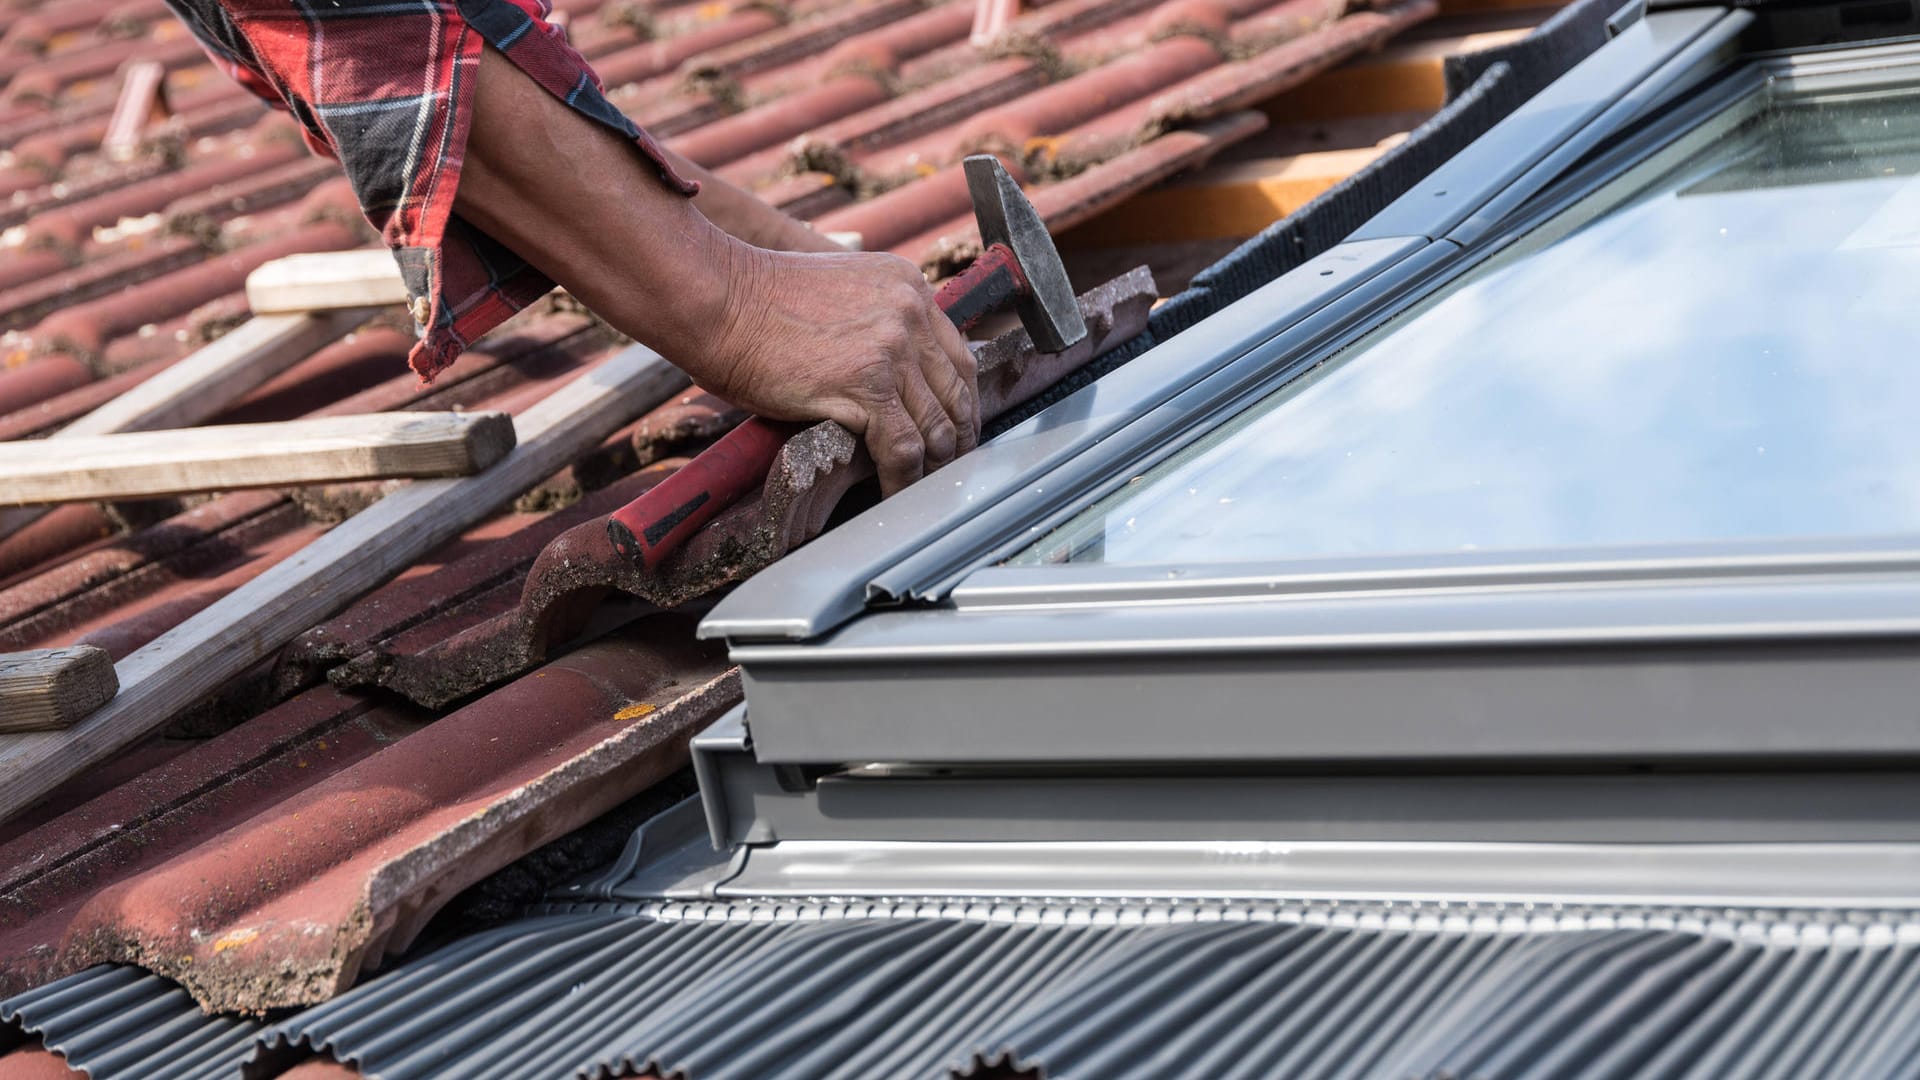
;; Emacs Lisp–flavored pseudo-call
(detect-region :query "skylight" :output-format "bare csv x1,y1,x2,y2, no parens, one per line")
1015,79,1920,566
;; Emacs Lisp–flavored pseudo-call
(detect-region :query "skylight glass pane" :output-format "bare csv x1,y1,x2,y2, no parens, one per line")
1014,78,1920,567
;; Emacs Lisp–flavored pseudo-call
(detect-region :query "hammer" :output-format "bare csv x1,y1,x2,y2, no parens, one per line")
606,155,1086,571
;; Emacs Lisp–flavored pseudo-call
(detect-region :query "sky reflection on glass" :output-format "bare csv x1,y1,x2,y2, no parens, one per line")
1017,83,1920,566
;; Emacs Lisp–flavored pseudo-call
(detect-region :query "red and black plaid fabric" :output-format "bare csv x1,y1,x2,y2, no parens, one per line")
164,0,697,381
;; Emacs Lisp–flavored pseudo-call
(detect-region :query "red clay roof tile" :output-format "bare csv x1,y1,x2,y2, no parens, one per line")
0,1047,82,1080
0,630,735,1012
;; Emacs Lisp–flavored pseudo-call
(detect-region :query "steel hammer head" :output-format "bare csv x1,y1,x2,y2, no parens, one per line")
963,154,1087,354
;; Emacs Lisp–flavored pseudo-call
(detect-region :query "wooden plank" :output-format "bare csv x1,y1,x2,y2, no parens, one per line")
0,345,690,824
245,250,410,315
0,411,518,505
0,310,367,541
1063,144,1391,246
63,311,364,438
1264,27,1533,120
0,647,118,733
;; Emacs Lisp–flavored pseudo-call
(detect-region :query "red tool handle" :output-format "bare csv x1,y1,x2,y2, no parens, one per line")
606,242,1027,571
933,243,1026,335
606,417,798,571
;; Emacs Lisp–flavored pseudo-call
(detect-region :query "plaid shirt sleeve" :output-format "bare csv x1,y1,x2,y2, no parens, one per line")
162,0,698,382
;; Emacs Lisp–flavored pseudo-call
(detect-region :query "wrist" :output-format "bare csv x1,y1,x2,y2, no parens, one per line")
680,230,774,395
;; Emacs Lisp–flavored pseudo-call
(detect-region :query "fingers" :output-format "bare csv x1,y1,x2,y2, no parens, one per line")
866,394,926,497
899,361,957,471
920,298,980,455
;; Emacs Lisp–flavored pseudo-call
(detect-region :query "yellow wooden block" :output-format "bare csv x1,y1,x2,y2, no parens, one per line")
1064,145,1389,247
1264,27,1534,121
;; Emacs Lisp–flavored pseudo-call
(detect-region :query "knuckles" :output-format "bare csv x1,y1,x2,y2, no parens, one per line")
924,419,957,459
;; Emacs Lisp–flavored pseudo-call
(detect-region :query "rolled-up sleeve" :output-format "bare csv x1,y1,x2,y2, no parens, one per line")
164,0,697,382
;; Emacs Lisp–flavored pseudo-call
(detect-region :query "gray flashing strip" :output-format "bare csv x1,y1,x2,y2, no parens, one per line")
1445,6,1754,245
709,766,1920,849
734,550,1920,763
698,235,1427,643
776,562,1920,661
948,536,1920,608
709,839,1920,908
736,639,1920,768
1351,5,1733,242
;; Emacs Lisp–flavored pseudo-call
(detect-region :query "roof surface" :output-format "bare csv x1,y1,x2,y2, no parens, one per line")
0,0,1569,1072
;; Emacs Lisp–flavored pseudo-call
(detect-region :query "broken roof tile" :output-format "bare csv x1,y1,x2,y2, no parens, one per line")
0,629,736,1012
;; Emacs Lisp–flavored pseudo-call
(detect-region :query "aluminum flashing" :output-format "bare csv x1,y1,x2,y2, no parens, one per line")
1349,4,1733,241
698,759,1920,848
19,901,1920,1079
735,624,1920,764
700,840,1920,906
700,234,1427,641
1443,4,1752,245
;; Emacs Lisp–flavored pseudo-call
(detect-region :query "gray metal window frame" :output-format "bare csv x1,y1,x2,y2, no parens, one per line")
710,18,1920,768
704,5,1750,643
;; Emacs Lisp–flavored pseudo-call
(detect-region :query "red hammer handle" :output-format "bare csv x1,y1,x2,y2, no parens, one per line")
933,243,1027,334
607,241,1031,571
606,416,798,572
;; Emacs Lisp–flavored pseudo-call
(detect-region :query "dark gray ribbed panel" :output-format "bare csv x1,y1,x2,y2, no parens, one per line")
14,906,1920,1080
0,964,264,1080
261,903,1920,1080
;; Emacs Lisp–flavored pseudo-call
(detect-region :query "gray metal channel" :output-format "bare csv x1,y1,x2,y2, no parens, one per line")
707,759,1920,848
1351,5,1734,243
19,904,1920,1079
705,840,1920,909
731,606,1920,766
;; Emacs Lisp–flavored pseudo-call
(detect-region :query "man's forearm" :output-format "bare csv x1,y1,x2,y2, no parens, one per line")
454,45,978,495
661,146,844,254
452,48,742,369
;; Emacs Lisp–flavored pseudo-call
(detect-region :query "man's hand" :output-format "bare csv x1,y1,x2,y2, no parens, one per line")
454,45,978,496
692,245,978,495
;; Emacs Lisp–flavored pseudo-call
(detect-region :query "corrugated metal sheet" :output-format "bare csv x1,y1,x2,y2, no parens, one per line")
12,902,1920,1079
0,966,261,1080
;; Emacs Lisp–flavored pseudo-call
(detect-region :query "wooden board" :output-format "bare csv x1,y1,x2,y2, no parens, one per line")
0,345,690,823
0,310,366,541
62,311,364,438
0,411,518,505
245,250,410,315
1064,144,1391,246
0,647,118,733
1263,26,1533,120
